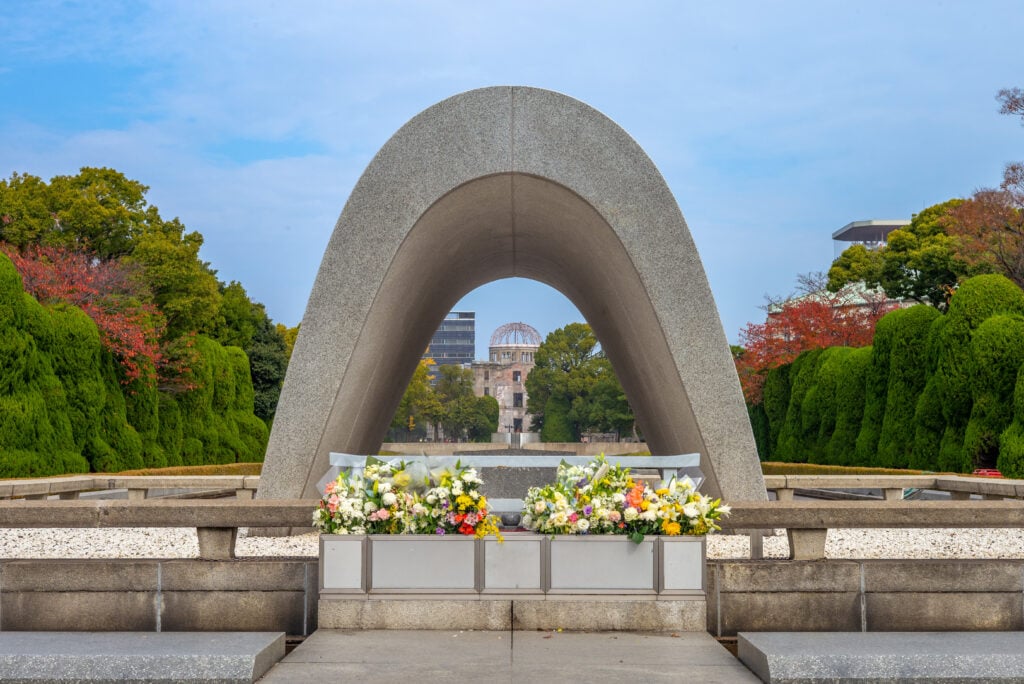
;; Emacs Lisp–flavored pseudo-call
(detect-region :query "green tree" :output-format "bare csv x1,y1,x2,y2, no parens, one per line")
275,323,299,361
828,200,977,308
761,364,791,459
390,358,440,438
525,323,633,438
245,312,288,424
827,347,872,466
875,305,941,468
998,362,1024,478
126,219,221,339
913,274,1024,471
0,167,153,259
215,281,260,349
774,349,825,462
434,365,478,441
963,315,1024,467
467,395,499,442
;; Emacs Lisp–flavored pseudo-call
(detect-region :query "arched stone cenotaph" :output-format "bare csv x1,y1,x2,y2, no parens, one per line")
258,87,766,503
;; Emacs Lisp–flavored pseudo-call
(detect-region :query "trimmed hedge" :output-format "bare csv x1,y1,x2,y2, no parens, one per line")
964,315,1024,468
828,347,871,466
751,276,1024,473
875,305,940,468
0,252,269,477
761,364,791,459
775,349,824,462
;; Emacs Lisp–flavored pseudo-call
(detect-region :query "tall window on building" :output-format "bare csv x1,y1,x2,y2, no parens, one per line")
484,387,490,396
513,392,523,408
512,370,521,383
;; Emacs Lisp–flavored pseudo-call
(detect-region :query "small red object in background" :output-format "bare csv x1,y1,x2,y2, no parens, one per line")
972,469,1003,478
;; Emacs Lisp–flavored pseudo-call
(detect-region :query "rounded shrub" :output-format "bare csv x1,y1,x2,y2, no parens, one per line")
963,315,1024,468
762,364,791,459
828,347,871,466
776,349,825,462
875,305,941,468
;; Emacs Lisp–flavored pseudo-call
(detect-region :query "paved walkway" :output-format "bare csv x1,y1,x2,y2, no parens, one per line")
258,629,759,683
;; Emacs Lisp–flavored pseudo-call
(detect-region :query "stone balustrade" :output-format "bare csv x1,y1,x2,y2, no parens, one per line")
0,500,311,559
0,498,1021,562
721,499,1024,560
0,475,262,502
763,473,1024,502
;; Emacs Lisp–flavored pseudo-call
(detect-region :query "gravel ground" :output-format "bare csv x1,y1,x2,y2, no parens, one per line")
0,527,1023,559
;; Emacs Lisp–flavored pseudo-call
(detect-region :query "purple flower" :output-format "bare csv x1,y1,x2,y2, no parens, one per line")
583,505,593,516
435,528,445,536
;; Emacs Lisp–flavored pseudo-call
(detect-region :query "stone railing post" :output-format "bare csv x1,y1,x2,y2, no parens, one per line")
196,527,238,560
786,528,827,560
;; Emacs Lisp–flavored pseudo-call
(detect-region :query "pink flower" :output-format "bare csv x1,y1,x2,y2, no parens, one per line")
569,513,578,523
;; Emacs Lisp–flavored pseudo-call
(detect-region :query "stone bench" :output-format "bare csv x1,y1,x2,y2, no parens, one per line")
738,631,1024,682
0,632,285,683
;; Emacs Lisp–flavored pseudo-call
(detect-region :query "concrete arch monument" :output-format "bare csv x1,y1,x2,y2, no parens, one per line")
258,87,766,502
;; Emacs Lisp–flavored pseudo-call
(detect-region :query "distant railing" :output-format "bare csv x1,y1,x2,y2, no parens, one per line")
763,474,1024,502
0,475,261,502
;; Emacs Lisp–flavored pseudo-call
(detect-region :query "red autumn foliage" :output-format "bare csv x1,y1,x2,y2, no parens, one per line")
736,290,894,404
947,165,1024,289
2,243,164,384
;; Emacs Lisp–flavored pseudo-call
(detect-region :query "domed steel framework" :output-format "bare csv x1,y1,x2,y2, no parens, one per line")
490,322,542,348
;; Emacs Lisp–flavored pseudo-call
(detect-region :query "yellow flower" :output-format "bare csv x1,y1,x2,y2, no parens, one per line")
393,471,411,488
456,494,474,511
655,488,669,496
640,500,649,511
661,519,681,536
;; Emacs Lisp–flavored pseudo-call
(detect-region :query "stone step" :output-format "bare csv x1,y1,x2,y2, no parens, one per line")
0,632,285,683
739,631,1024,683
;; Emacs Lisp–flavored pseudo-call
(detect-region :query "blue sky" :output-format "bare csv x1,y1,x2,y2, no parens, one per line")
2,1,1022,358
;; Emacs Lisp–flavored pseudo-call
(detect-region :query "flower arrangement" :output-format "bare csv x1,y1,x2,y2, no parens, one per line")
520,455,729,543
313,459,502,540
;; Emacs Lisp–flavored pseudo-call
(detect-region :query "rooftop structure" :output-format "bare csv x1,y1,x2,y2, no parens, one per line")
832,219,910,257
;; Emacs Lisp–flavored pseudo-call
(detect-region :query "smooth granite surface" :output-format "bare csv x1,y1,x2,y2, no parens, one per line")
259,629,759,683
0,631,285,683
738,631,1024,683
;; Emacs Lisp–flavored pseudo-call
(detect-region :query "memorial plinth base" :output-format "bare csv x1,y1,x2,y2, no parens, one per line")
317,596,707,631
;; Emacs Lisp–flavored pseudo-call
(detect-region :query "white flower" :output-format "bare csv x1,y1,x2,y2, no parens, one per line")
576,518,590,532
640,510,656,522
521,513,533,528
624,507,638,521
682,502,699,519
382,492,397,506
612,492,626,504
364,501,378,513
378,482,392,494
534,501,547,514
425,494,437,504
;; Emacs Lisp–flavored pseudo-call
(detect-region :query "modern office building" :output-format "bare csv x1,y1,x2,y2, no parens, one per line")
472,322,542,433
424,311,475,367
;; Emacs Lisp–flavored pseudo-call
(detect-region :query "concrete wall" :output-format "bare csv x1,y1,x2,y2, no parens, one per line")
2,556,1020,636
707,559,1024,636
0,559,319,636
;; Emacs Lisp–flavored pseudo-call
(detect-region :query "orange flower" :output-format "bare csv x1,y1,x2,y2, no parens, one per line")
625,483,645,509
